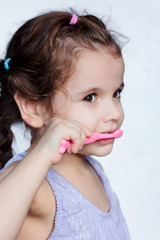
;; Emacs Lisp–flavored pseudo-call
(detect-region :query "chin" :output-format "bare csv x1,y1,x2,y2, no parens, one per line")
93,146,113,157
80,142,114,157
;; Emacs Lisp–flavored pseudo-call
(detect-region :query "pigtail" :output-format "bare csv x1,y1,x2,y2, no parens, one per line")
0,60,21,169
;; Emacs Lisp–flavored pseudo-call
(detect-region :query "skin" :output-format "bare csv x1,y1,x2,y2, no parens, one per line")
51,47,124,157
0,47,125,240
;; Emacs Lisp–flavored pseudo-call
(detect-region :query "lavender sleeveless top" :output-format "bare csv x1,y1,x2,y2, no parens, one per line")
1,152,131,240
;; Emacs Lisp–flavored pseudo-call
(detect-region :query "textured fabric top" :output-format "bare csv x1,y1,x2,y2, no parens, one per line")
1,152,131,240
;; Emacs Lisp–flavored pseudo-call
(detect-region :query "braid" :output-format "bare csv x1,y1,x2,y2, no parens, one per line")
0,60,21,169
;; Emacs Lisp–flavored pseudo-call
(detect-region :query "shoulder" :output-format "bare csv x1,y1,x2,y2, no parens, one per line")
0,152,57,215
0,161,19,182
0,152,24,181
0,152,26,182
0,153,56,239
29,179,56,217
17,179,56,239
17,182,56,239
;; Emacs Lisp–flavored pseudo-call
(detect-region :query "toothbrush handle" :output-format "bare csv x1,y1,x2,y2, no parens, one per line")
59,139,71,154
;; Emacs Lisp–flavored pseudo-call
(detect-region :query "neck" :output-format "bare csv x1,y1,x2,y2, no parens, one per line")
26,144,87,171
52,153,87,172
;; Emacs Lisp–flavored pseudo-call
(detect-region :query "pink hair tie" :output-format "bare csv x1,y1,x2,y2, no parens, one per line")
69,13,78,25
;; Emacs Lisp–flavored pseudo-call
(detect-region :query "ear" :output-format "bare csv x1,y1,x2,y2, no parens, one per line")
14,92,49,128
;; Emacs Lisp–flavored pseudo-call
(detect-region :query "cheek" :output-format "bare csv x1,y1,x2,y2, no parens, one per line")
75,113,96,130
119,104,124,124
64,106,97,131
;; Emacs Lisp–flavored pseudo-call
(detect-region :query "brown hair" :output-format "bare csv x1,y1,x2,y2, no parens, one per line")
0,10,122,168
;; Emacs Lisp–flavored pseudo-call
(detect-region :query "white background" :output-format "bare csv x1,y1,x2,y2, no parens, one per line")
0,0,160,239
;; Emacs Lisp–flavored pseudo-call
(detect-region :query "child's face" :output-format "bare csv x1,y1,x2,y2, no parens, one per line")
51,47,125,157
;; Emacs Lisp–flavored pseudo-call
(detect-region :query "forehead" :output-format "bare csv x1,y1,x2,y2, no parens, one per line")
64,47,124,91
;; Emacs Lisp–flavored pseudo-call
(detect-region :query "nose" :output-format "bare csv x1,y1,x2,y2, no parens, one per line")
103,100,123,123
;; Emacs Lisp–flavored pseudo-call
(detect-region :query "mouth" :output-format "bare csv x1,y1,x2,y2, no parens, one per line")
85,129,123,145
95,130,118,144
100,129,118,134
96,138,115,145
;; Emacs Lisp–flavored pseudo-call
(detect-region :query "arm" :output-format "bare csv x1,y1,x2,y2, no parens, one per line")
0,118,91,240
0,147,51,240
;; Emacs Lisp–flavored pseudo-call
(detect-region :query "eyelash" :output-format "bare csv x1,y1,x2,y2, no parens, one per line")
83,93,97,103
83,88,123,103
113,88,123,98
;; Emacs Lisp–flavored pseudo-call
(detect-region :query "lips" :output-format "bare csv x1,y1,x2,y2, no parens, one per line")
96,138,114,144
84,129,123,144
100,129,118,134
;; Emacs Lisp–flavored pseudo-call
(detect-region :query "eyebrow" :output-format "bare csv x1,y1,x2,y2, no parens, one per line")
119,82,125,89
76,87,102,96
77,82,125,96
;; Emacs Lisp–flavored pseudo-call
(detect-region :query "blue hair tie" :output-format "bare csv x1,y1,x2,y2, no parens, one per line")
4,58,11,71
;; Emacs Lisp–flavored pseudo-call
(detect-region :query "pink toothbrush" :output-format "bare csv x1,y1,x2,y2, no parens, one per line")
59,129,123,154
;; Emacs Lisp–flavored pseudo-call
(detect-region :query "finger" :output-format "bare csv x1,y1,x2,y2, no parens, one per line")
80,130,86,148
70,129,84,153
66,120,92,138
81,124,92,137
65,120,83,133
65,120,85,146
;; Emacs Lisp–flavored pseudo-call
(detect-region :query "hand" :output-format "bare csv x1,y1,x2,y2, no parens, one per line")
35,118,92,166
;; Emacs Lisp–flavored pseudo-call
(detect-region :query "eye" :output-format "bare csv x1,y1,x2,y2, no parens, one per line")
113,89,122,98
83,93,97,103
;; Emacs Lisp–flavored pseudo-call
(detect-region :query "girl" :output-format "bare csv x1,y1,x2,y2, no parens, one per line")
0,11,130,240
